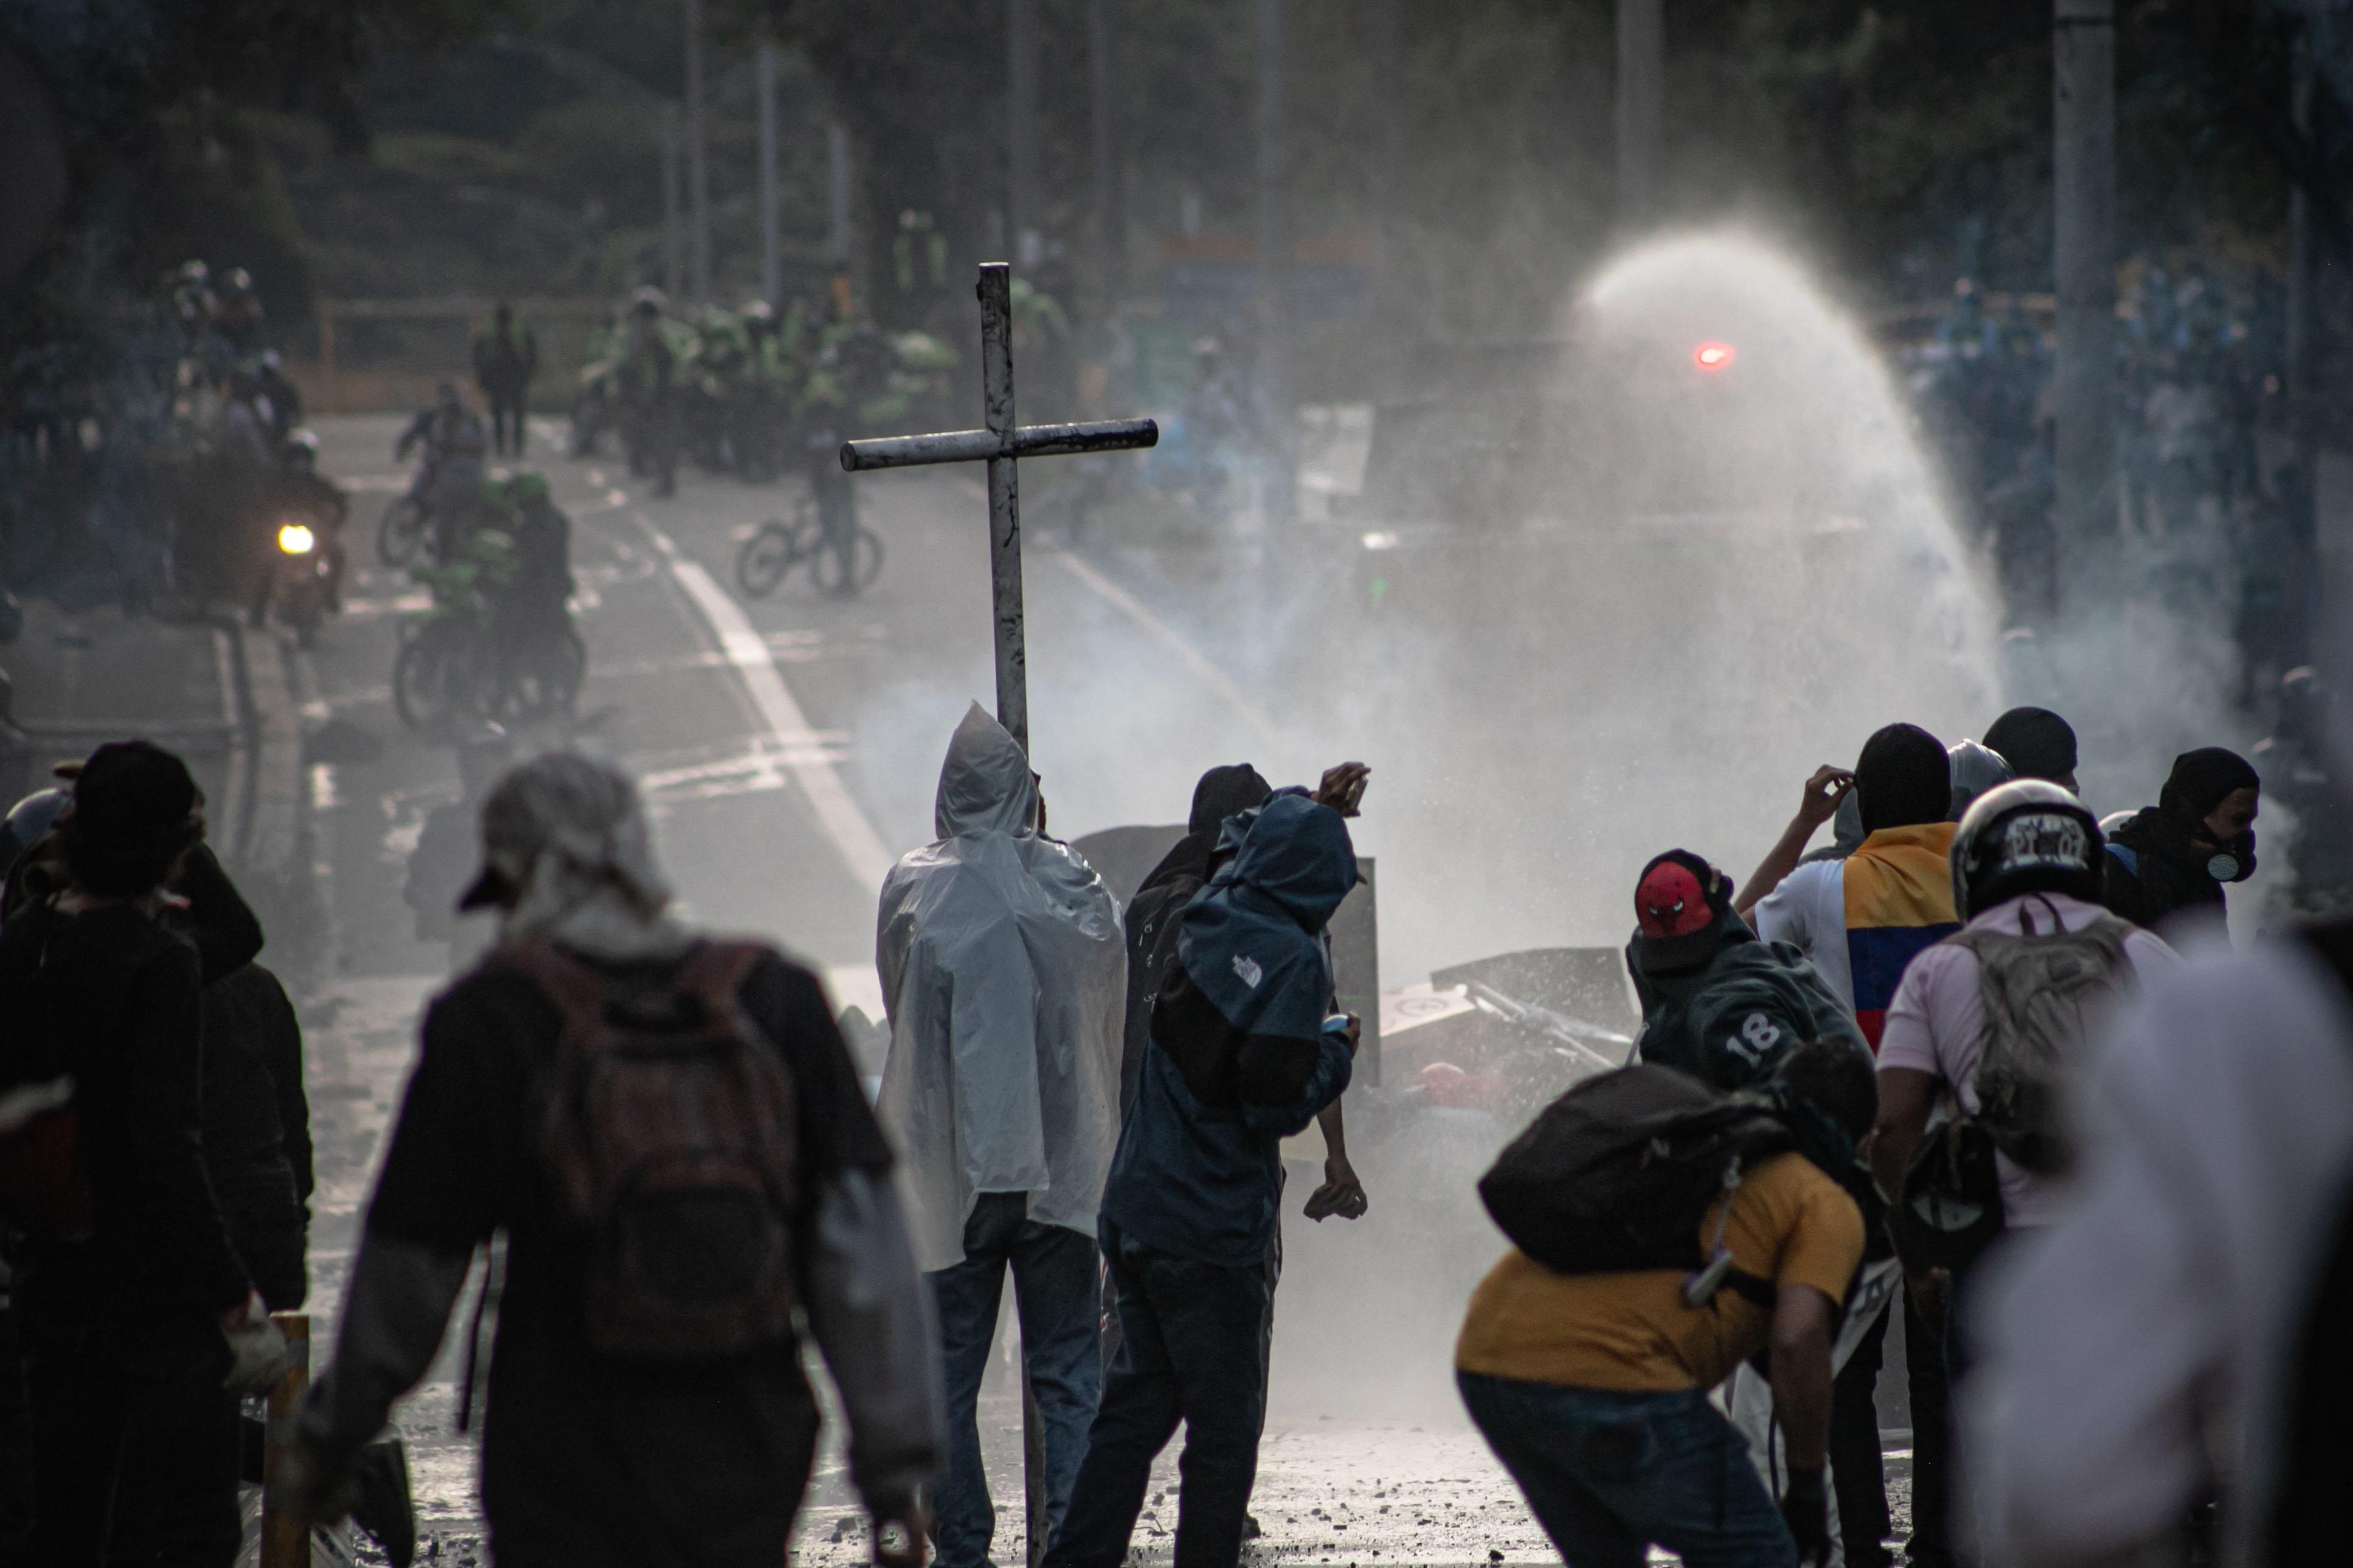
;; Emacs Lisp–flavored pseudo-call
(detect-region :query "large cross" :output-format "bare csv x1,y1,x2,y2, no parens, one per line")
842,262,1159,755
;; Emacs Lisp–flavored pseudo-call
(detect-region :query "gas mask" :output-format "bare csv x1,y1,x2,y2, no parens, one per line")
2205,829,2257,884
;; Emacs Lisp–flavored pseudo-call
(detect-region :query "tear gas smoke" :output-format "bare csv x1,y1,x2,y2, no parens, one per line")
840,233,2019,1417
858,233,2001,980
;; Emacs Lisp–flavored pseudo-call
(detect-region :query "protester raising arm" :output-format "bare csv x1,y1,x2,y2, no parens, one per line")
1303,761,1371,1220
1736,766,1854,917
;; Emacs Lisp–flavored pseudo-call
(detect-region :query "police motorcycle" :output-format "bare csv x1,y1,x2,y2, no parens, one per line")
253,430,348,647
393,473,584,733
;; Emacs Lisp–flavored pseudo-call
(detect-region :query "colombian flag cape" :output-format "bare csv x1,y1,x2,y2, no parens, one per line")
1843,821,1960,1050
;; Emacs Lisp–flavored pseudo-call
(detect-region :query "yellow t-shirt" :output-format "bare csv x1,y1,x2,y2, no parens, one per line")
1454,1152,1863,1392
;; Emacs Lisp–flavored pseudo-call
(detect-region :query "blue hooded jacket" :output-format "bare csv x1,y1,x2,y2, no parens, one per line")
1098,792,1357,1266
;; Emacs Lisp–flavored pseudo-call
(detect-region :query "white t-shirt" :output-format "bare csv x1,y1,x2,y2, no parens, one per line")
1969,941,2353,1568
1876,891,2180,1226
1750,858,1852,1012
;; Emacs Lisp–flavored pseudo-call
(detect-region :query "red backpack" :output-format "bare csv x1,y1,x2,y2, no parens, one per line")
498,939,802,1361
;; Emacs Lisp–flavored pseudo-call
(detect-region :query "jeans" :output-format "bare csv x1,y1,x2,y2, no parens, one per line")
1045,1229,1272,1568
1457,1372,1796,1568
1830,1304,1893,1568
929,1194,1103,1568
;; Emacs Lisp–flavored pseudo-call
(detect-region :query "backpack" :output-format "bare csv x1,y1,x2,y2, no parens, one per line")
499,939,802,1361
1477,1063,1793,1307
1947,900,2136,1176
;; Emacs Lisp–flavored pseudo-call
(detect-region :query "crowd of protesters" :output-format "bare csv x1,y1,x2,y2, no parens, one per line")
2,682,2348,1568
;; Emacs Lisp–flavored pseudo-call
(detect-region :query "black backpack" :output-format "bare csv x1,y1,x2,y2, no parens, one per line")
1477,1063,1795,1307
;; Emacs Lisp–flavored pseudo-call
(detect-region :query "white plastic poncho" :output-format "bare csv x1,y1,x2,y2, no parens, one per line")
876,703,1126,1274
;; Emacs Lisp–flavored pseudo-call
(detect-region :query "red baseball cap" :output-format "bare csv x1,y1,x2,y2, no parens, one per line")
1636,858,1712,939
1630,849,1734,975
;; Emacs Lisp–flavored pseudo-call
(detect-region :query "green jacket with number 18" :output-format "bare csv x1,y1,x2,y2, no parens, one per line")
1627,915,1866,1092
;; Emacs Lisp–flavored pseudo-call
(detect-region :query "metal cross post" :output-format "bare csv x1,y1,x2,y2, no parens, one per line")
843,262,1157,756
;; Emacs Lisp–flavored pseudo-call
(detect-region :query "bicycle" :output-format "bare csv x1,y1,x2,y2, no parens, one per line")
734,494,883,600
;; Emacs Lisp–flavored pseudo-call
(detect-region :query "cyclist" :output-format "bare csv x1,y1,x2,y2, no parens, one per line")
492,474,574,651
394,383,490,551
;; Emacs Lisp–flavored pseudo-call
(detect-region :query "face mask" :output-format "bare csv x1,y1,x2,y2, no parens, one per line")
2206,829,2256,884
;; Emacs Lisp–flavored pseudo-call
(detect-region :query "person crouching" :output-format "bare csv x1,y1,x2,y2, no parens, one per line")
1455,1040,1880,1568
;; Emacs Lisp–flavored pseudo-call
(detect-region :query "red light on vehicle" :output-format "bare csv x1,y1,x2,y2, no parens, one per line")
1693,340,1735,372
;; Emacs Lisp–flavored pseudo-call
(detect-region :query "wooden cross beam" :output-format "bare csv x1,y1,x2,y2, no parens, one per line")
842,262,1159,756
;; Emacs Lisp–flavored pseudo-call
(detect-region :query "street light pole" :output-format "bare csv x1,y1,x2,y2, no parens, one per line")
828,119,854,315
758,43,783,306
2052,0,2117,617
1010,0,1042,272
2286,36,2321,666
1090,0,1125,311
1258,0,1295,520
661,102,684,299
684,0,712,303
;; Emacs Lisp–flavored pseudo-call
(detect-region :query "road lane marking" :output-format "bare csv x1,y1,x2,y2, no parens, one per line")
628,513,896,890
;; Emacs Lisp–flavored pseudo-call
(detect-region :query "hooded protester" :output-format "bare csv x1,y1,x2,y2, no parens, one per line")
0,741,283,1568
1739,725,1961,1568
280,751,941,1568
1048,790,1360,1568
1946,739,2015,822
2102,747,2261,940
1121,764,1273,1111
1983,706,2079,791
876,703,1125,1568
1742,724,1963,1045
1626,849,1865,1091
1120,762,1369,1226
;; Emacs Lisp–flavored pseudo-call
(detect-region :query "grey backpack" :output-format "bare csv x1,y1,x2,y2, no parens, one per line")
1947,900,2137,1176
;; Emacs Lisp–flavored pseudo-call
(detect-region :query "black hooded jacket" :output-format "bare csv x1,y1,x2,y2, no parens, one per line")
166,849,313,1308
2103,807,2226,934
0,902,253,1325
1117,766,1270,1112
201,964,312,1310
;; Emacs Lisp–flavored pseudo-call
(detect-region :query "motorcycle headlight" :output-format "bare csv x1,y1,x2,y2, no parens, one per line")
277,522,316,556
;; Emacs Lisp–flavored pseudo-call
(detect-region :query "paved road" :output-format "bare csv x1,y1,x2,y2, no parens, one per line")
291,416,1621,1567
